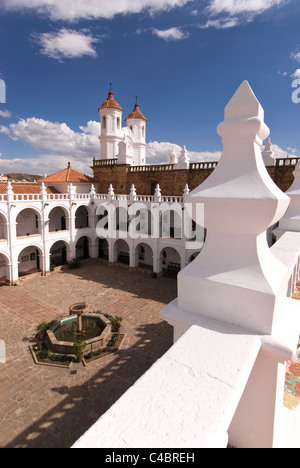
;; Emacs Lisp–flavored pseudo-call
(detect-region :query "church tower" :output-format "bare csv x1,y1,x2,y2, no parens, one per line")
125,98,148,166
98,86,124,160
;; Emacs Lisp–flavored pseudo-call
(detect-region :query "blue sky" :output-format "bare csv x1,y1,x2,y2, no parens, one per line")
0,0,300,176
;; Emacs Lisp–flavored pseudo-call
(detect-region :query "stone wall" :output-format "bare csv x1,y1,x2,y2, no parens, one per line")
93,159,298,195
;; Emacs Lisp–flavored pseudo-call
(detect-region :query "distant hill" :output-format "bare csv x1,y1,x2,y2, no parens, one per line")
5,173,44,182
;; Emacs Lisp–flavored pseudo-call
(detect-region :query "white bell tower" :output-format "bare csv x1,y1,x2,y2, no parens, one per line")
125,98,148,166
98,85,124,160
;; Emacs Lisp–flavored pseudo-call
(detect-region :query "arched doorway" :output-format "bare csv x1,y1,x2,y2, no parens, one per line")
49,241,69,266
49,207,69,232
135,243,153,270
76,237,90,260
16,208,41,237
98,238,109,259
0,213,8,240
114,239,129,264
75,206,89,229
18,246,42,277
160,247,181,277
0,253,9,285
160,209,182,239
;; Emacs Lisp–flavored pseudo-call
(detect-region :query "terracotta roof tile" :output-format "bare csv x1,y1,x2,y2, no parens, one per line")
125,103,147,122
40,165,94,184
0,183,60,194
98,91,123,112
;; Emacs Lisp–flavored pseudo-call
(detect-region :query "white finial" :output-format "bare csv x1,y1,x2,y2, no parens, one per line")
154,184,162,202
262,137,275,166
183,183,190,196
130,184,137,201
174,145,190,170
40,182,47,196
179,80,290,335
108,184,115,200
6,181,14,196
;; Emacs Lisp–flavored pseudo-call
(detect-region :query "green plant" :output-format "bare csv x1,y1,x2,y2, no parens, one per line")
68,258,81,270
73,339,87,361
36,320,56,339
111,315,123,332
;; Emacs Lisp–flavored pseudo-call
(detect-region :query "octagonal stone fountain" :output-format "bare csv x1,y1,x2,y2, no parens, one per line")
46,303,112,355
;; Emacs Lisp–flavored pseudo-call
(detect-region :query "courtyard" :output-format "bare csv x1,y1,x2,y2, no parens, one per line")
0,259,299,448
0,260,176,448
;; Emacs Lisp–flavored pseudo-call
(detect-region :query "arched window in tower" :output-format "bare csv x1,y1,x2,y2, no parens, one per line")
142,126,145,138
117,117,120,129
102,116,106,130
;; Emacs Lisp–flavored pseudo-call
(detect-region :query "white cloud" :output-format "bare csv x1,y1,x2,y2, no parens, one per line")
2,0,192,21
0,117,100,163
146,141,221,164
152,27,189,41
291,69,300,79
32,28,100,60
199,16,240,29
207,0,286,16
291,52,300,63
0,109,12,118
0,116,296,176
201,0,287,29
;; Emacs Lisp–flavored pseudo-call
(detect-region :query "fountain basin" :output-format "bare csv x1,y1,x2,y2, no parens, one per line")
46,313,112,355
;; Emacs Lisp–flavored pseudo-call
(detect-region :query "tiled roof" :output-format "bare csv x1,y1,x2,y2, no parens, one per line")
98,91,123,112
0,183,60,194
125,103,148,122
40,165,94,184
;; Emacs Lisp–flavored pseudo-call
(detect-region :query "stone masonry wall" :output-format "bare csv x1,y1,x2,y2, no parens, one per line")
93,161,297,196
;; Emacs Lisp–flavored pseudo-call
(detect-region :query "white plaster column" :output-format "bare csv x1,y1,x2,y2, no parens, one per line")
6,182,18,284
40,182,49,275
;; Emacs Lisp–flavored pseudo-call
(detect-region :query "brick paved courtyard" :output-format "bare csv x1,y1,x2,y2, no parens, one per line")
0,260,177,448
0,260,299,448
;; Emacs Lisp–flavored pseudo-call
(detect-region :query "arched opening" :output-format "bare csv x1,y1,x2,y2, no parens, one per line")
188,251,200,264
0,213,7,240
114,239,129,265
115,206,129,232
160,247,181,277
18,246,42,277
16,209,41,237
0,253,9,285
49,207,69,232
145,179,159,196
98,238,109,260
160,210,182,239
135,243,153,270
75,206,89,229
134,208,153,236
49,241,69,267
75,237,90,260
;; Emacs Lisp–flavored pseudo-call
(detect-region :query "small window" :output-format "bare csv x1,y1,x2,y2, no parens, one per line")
102,116,106,130
117,117,120,129
142,126,145,137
